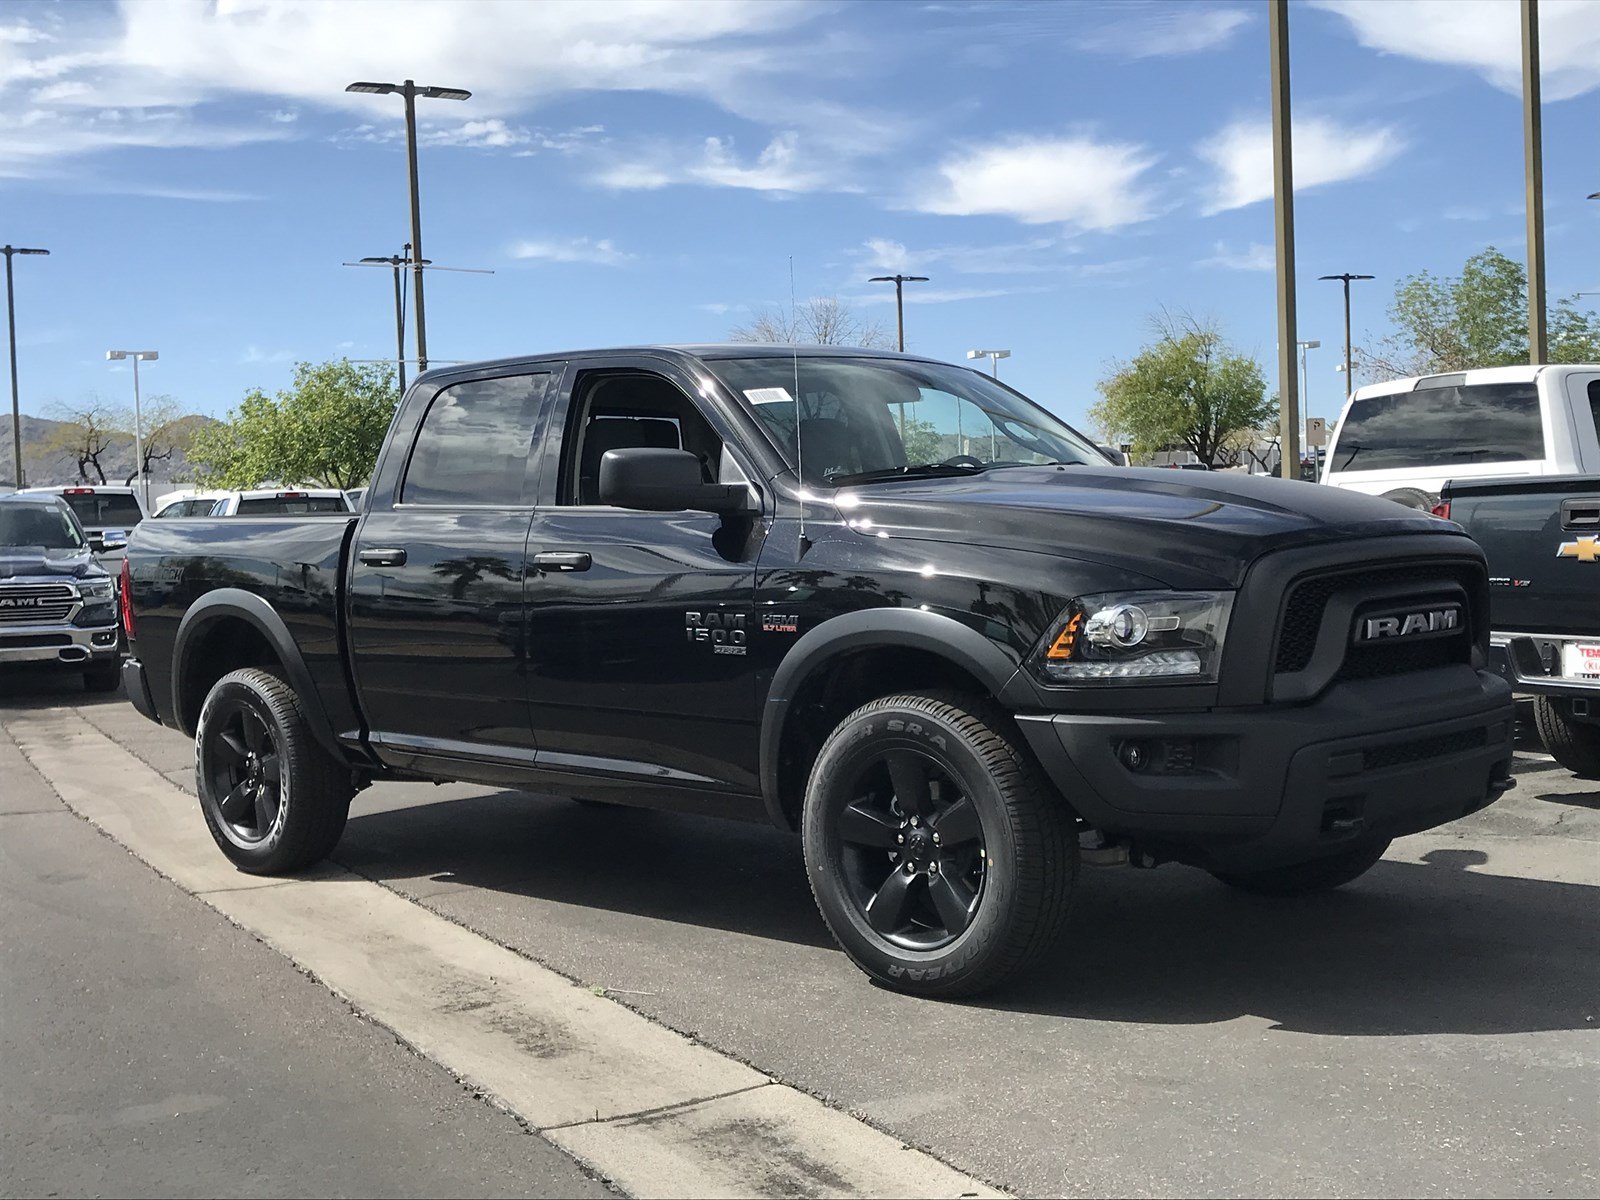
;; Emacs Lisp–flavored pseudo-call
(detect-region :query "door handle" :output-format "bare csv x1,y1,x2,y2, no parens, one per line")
358,548,407,567
533,551,591,572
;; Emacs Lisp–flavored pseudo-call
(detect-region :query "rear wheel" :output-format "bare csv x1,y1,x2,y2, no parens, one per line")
1533,696,1600,779
1210,837,1392,897
195,668,352,874
802,692,1076,998
83,659,121,693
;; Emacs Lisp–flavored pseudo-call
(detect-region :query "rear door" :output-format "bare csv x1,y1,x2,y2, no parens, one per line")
347,367,553,772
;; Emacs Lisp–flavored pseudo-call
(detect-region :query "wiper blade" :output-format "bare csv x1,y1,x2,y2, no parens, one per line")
826,463,983,486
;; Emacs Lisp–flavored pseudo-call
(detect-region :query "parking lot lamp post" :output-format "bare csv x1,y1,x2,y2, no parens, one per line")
868,274,929,351
1318,273,1374,400
3,245,48,488
345,80,471,374
966,348,1011,379
106,350,157,509
1296,340,1319,423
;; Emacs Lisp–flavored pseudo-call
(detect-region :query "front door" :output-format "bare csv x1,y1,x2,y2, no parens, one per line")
524,358,767,806
347,369,551,773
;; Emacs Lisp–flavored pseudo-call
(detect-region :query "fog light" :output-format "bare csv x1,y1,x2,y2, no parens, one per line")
1119,741,1150,771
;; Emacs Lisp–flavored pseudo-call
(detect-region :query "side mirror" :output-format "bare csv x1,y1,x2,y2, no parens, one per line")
598,447,752,514
98,530,129,552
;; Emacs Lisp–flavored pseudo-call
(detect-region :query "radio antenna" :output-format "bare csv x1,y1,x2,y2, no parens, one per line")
789,255,808,551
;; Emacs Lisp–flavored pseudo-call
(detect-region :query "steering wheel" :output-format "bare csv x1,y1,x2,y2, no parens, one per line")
943,455,985,470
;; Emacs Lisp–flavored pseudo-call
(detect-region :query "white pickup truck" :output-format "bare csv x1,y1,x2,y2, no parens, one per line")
1321,364,1600,509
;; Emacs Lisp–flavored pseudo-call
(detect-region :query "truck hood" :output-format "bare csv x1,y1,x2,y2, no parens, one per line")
832,466,1454,589
0,546,103,581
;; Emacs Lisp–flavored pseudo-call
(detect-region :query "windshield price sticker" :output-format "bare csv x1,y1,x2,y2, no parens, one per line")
1561,642,1600,680
744,387,794,406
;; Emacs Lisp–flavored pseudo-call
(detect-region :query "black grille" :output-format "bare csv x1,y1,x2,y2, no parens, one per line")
1338,633,1469,681
0,633,72,649
1363,726,1487,772
1275,563,1480,675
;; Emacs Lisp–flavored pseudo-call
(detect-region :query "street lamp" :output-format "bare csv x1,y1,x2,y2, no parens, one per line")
3,245,48,488
343,245,492,390
1296,339,1319,416
345,79,471,374
106,350,157,509
966,348,1011,378
1318,273,1374,399
867,274,929,351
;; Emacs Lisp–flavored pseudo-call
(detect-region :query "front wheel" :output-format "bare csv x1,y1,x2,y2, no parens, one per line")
1210,837,1392,897
802,692,1076,998
1533,696,1600,779
196,668,353,874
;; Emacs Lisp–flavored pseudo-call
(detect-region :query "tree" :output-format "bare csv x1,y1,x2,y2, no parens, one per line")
731,296,888,348
189,360,398,490
1089,313,1272,468
44,397,123,484
119,395,200,485
1365,246,1600,379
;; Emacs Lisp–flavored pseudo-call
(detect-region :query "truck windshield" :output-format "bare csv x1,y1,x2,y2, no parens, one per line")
61,492,144,528
0,504,86,550
1332,383,1544,472
707,356,1101,485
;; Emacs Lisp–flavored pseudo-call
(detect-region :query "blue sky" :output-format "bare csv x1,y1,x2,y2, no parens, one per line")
3,0,1598,434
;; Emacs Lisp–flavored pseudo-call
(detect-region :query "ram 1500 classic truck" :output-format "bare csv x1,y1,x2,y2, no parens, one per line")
1441,473,1600,777
121,346,1517,996
0,492,124,690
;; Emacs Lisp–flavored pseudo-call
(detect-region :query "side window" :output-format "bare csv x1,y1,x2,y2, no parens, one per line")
558,373,724,506
1588,380,1600,442
403,373,547,506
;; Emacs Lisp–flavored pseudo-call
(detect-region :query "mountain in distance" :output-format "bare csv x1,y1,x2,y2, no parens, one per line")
0,412,219,490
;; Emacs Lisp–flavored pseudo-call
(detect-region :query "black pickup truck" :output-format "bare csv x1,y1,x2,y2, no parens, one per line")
1442,474,1600,777
122,346,1516,996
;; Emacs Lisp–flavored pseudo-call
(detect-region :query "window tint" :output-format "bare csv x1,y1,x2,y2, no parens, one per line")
1331,383,1544,472
1588,380,1600,444
236,496,349,515
560,373,721,506
404,374,547,505
62,492,143,527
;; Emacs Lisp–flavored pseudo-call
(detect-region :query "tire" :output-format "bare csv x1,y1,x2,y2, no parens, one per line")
1210,837,1392,897
195,667,353,874
801,691,1076,998
1533,696,1600,779
83,660,122,693
1380,487,1435,511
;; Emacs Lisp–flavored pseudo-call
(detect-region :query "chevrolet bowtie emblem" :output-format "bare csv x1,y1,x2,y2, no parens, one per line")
1557,535,1600,562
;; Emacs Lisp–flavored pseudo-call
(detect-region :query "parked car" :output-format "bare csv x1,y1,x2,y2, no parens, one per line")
1441,472,1600,777
153,491,224,518
1323,364,1600,509
121,346,1515,997
20,484,146,561
0,493,123,691
208,489,351,516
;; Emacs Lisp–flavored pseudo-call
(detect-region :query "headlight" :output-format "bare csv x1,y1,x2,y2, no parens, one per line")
1031,591,1233,684
80,582,114,600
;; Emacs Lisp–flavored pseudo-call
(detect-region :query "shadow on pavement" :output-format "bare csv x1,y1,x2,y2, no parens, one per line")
341,784,1599,1038
1538,788,1600,810
0,664,126,710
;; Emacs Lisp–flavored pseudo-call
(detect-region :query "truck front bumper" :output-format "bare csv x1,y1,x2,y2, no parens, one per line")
0,623,121,668
1015,665,1516,872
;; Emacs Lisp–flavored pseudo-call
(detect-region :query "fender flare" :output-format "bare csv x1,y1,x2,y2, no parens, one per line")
757,607,1032,828
171,589,343,760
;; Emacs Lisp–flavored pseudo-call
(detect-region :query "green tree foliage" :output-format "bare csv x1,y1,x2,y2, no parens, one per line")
1089,314,1272,468
190,360,398,490
1369,246,1600,377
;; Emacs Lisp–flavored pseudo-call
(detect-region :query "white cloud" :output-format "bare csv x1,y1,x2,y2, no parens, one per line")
1197,115,1405,214
854,285,1046,305
1312,0,1600,101
1078,4,1251,58
1196,241,1275,271
913,135,1157,230
594,132,840,194
509,237,634,266
265,108,298,124
241,345,295,365
697,302,734,315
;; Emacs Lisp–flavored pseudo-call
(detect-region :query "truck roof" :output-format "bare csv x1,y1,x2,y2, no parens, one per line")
408,344,950,384
1351,362,1599,400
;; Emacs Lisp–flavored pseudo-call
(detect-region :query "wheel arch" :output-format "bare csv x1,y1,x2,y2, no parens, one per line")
758,607,1031,829
171,590,343,761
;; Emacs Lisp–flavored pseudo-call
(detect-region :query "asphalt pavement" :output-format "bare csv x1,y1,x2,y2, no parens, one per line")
4,666,1598,1198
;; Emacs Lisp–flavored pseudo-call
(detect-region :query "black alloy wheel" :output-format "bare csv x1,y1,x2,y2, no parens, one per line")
836,749,987,950
201,695,285,847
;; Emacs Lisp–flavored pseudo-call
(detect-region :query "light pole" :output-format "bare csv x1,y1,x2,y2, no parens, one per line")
1268,0,1300,481
966,348,1011,378
1296,339,1319,415
346,80,471,374
1318,273,1374,399
343,245,494,391
1522,0,1547,364
106,350,157,508
3,245,48,489
867,274,929,351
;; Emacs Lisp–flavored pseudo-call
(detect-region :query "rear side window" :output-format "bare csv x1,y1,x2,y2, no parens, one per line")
1332,383,1544,472
62,492,143,528
1588,380,1600,441
403,373,547,505
236,496,348,515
